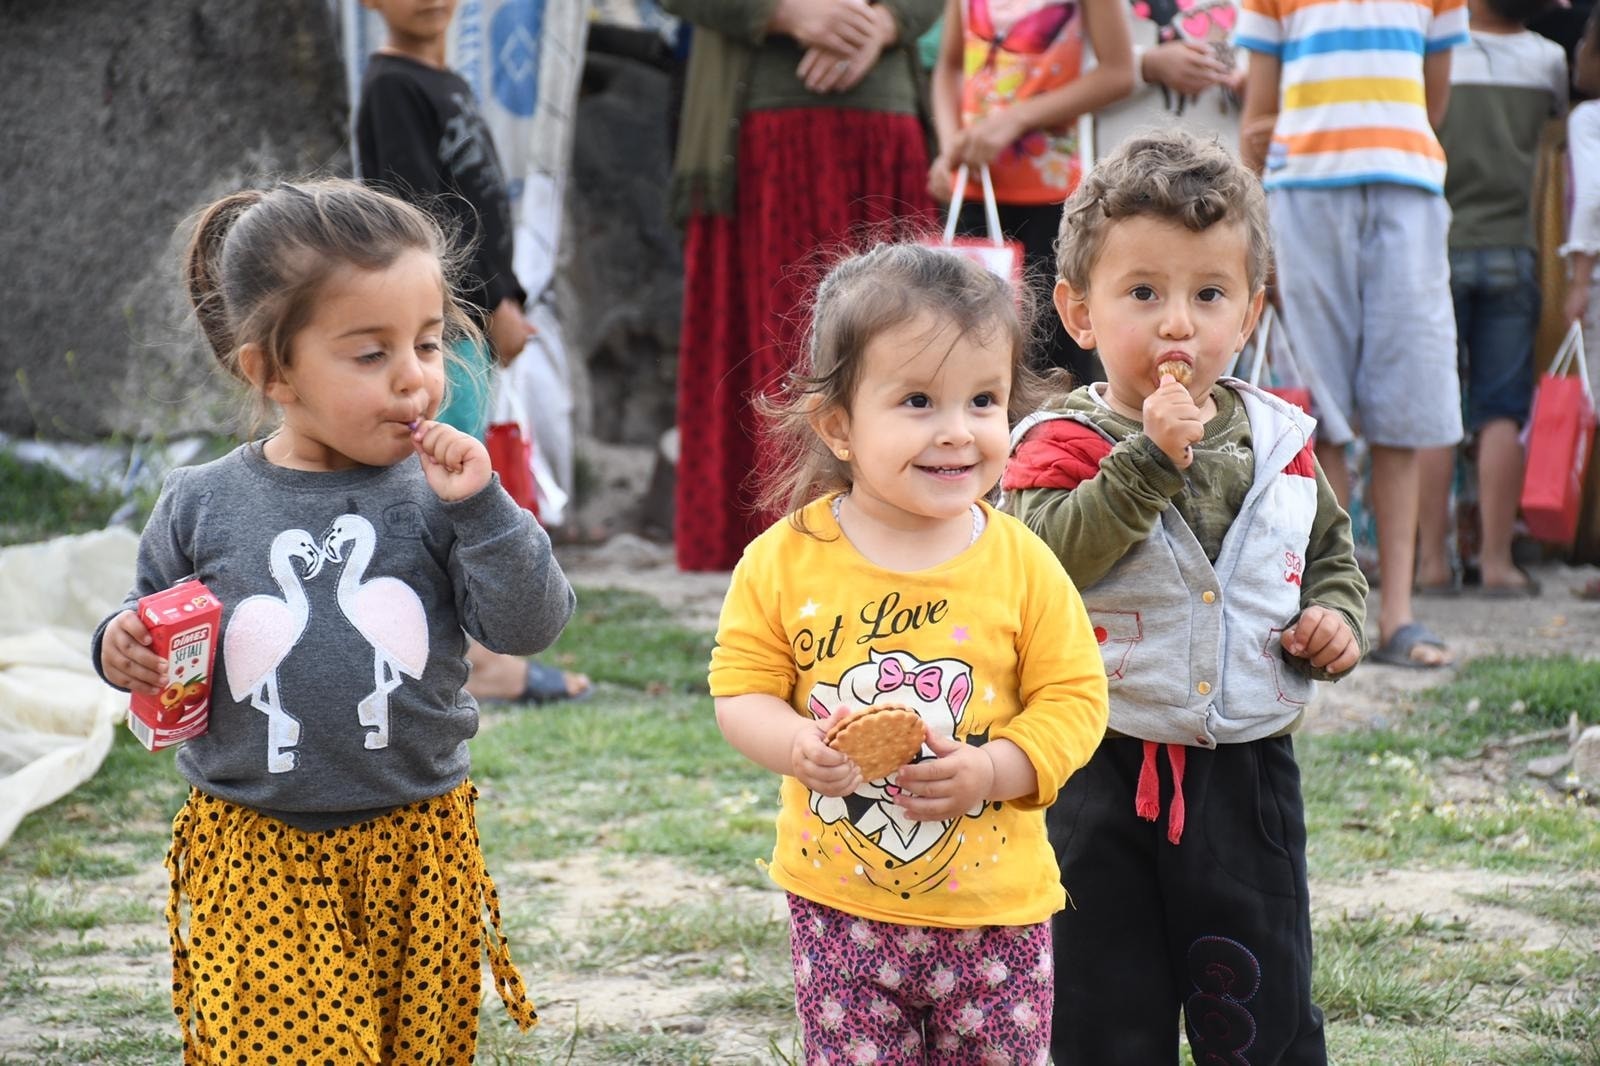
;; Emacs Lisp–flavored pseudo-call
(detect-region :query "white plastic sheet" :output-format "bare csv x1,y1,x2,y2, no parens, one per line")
0,529,138,849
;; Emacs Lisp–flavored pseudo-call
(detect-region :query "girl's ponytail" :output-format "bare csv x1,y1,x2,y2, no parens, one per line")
183,189,263,376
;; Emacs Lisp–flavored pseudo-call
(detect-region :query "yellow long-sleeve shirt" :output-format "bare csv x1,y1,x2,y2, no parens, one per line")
711,496,1109,927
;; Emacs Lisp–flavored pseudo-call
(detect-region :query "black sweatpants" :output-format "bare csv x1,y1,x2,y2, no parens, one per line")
1048,735,1326,1065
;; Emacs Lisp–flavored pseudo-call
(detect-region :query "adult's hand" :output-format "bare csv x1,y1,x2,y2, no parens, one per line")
797,4,895,92
1566,282,1591,328
801,3,897,91
926,150,957,203
489,297,535,367
771,0,879,54
950,109,1024,169
1240,111,1276,176
1142,39,1231,96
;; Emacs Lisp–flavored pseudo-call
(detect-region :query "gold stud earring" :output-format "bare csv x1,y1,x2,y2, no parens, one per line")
836,448,849,462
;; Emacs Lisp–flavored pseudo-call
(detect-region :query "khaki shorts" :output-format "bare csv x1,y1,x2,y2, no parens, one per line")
1268,183,1464,448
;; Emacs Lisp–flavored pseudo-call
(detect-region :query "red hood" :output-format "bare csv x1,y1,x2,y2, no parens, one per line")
1001,418,1113,493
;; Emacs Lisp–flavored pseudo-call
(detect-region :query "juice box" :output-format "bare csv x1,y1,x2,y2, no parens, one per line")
127,580,222,751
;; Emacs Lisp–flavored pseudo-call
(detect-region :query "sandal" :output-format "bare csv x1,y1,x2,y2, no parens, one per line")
515,660,593,704
1573,578,1600,602
1367,622,1453,669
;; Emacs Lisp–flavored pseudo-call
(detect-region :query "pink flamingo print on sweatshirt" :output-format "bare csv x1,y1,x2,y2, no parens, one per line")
321,513,429,750
223,528,323,773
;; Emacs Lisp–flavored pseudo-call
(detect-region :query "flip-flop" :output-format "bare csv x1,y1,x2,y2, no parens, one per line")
1413,578,1462,598
1367,622,1453,669
1573,578,1600,602
517,660,593,704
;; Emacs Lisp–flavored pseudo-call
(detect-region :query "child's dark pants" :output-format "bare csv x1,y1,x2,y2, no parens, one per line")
1048,735,1326,1065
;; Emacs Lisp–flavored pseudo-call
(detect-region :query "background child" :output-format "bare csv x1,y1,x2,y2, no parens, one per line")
1238,0,1468,668
355,0,589,704
1002,132,1367,1064
710,243,1109,1062
928,0,1134,383
92,179,575,1062
1416,0,1567,598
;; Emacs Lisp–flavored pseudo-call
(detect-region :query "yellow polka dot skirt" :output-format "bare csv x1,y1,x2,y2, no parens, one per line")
164,780,536,1064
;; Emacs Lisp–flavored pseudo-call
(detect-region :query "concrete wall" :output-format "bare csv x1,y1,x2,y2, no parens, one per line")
1,1,349,440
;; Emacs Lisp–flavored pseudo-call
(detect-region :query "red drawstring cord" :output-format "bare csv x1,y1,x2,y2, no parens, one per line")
1134,741,1188,845
1135,740,1161,820
1166,745,1186,845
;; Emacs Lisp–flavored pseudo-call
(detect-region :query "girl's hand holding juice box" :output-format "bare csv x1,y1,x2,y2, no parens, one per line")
126,581,221,751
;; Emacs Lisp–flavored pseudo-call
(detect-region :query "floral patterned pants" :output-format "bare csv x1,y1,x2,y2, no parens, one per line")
787,894,1053,1066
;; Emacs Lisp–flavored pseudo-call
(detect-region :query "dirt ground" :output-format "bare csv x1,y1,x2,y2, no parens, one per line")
5,469,1596,1062
545,530,1600,1054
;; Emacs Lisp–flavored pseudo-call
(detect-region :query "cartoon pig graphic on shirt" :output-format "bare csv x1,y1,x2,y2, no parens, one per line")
805,648,981,864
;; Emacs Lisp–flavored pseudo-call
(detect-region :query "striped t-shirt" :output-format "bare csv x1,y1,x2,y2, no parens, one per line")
1236,0,1470,193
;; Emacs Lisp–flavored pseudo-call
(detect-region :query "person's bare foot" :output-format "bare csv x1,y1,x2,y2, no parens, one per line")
463,642,591,703
1476,563,1540,597
1412,560,1457,592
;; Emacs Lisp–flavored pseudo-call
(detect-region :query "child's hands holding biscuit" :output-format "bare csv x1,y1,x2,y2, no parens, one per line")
892,731,995,822
1281,605,1360,674
1144,372,1205,469
100,609,165,694
791,719,864,797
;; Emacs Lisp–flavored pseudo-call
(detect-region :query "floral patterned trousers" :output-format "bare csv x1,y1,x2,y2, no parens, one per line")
787,894,1053,1066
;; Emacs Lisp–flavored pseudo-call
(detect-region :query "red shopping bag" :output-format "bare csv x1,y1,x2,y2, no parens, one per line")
1242,306,1314,429
924,164,1025,291
485,421,539,519
1520,323,1596,545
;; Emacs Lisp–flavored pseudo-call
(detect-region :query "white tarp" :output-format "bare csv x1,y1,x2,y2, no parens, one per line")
341,0,588,524
0,529,138,848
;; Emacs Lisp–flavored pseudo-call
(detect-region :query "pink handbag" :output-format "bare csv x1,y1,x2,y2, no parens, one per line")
924,164,1025,291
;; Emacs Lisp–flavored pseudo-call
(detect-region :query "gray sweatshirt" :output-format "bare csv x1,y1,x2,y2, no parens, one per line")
93,443,576,829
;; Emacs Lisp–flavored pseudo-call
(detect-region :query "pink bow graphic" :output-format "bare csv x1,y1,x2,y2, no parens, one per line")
877,659,944,702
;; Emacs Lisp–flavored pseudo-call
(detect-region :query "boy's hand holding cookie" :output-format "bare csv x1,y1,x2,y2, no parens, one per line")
892,731,995,822
101,609,165,695
1144,371,1205,469
1282,605,1360,674
411,419,492,501
792,718,864,797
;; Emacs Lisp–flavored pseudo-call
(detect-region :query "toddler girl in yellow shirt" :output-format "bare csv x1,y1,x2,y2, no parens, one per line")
709,242,1109,1063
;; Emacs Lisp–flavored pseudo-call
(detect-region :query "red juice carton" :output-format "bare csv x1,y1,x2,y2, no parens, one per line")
127,580,222,751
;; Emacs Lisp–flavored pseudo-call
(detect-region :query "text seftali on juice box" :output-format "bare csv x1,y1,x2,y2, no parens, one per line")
127,580,222,751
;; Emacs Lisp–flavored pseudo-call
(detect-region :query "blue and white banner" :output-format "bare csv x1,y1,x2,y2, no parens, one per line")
339,0,589,521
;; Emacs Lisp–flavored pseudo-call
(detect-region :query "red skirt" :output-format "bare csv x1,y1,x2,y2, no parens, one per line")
673,108,934,572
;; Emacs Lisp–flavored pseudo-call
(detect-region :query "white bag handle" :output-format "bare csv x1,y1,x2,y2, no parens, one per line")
1245,307,1272,386
1245,306,1308,388
1547,321,1593,404
942,164,1005,248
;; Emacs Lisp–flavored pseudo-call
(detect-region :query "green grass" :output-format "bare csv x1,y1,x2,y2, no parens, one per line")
4,522,1600,1063
0,440,201,547
537,585,717,693
0,448,129,546
564,899,788,974
1301,655,1600,880
1297,654,1600,1066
